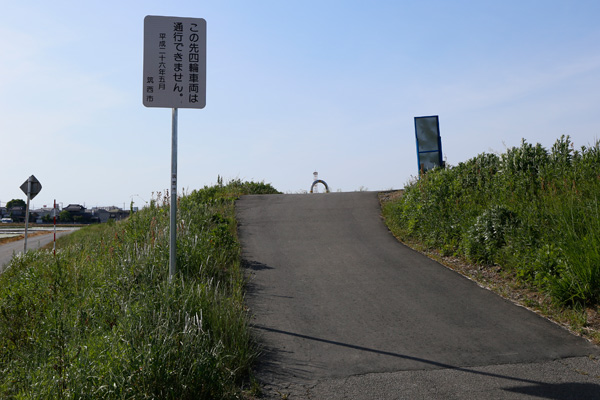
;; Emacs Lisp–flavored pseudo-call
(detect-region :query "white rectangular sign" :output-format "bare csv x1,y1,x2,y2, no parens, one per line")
143,15,206,109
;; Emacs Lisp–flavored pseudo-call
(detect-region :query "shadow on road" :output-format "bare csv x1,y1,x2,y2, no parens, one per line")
255,325,600,400
504,383,600,400
243,260,274,271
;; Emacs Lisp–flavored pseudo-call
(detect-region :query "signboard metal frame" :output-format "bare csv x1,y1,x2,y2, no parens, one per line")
414,115,444,175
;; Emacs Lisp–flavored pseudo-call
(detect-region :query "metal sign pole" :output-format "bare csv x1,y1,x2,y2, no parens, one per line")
53,199,57,256
143,16,206,281
23,177,32,253
169,108,178,280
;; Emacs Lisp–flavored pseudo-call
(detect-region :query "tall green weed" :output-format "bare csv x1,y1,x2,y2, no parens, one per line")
0,179,279,399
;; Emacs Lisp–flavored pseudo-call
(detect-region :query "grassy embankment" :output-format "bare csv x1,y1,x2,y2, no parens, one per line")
382,135,600,342
0,179,279,399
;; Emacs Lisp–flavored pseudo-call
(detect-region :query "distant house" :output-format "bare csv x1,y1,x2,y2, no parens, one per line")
90,207,130,223
0,207,6,217
91,208,111,223
33,207,59,224
8,206,25,222
113,210,130,221
61,204,95,223
27,204,132,225
64,204,86,216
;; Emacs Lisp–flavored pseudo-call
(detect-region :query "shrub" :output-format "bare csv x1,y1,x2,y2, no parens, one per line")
463,205,517,265
383,136,600,306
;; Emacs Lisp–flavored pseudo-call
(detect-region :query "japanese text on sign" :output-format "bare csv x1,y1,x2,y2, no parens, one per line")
143,16,206,109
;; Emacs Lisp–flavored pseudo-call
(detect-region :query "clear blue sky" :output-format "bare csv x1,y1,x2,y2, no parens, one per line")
2,1,599,209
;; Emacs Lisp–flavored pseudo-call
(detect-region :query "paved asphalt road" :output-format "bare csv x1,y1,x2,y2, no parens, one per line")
236,192,600,399
0,230,75,274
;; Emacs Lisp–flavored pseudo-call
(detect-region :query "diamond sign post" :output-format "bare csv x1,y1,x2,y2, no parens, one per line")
143,15,207,280
20,175,42,252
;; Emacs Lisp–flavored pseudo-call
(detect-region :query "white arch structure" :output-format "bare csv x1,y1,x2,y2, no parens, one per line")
310,179,330,193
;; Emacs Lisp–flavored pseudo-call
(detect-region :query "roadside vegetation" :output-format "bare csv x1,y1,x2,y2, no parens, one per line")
0,179,279,399
382,136,600,341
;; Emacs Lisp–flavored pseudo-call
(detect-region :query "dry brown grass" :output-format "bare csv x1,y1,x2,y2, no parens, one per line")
0,230,52,245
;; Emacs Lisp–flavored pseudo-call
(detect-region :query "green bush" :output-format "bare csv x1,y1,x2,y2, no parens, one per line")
463,205,517,264
383,136,600,306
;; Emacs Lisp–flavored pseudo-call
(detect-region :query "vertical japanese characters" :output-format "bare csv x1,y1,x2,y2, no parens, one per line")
187,23,201,104
143,32,166,104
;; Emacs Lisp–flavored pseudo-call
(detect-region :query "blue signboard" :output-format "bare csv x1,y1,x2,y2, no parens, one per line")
414,115,443,174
